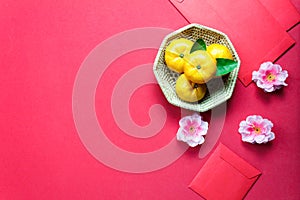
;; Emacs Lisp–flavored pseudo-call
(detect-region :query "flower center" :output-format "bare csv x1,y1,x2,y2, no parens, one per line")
266,73,276,82
189,126,195,134
254,126,261,134
179,53,184,58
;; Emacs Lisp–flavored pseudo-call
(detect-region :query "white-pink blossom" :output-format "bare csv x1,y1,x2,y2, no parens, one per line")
177,113,208,147
238,115,275,144
252,61,288,92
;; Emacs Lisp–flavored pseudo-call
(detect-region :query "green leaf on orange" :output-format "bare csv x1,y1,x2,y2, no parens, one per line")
215,58,238,76
190,38,206,53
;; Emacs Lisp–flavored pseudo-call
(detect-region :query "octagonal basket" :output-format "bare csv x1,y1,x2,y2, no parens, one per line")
153,23,241,112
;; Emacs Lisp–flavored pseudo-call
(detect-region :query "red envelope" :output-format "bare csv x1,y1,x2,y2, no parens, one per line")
189,143,261,200
169,0,295,86
259,0,300,30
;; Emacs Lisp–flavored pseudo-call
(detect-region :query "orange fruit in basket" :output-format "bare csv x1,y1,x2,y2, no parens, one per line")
164,38,193,73
175,74,207,103
206,43,233,60
183,50,217,84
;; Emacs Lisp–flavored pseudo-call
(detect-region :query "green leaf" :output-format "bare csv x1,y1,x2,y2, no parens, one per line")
215,58,238,76
190,38,206,53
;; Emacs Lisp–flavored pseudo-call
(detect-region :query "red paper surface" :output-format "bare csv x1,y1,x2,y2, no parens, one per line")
0,0,300,199
169,0,296,86
259,0,300,30
189,143,261,200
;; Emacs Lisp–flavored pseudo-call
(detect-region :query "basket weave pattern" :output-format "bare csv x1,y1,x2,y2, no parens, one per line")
153,24,240,112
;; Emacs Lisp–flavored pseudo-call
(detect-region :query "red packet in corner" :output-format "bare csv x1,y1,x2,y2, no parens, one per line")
189,143,261,200
259,0,300,30
169,0,295,86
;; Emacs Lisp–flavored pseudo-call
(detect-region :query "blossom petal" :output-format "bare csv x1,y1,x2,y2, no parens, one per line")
254,135,266,144
264,86,276,92
179,116,189,127
268,132,275,141
252,71,260,80
242,134,255,143
276,70,288,81
247,115,262,124
186,140,199,147
272,64,282,73
191,135,205,143
238,121,252,134
197,136,205,145
199,121,208,135
176,128,186,141
260,61,273,71
191,113,202,120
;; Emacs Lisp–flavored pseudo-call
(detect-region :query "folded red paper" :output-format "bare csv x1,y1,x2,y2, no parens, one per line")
259,0,300,30
189,143,261,200
169,0,296,86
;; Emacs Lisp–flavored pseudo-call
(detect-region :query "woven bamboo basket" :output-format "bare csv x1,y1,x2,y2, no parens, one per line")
153,23,240,112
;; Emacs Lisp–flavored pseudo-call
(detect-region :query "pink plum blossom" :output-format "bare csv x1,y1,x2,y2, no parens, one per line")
238,115,275,144
177,113,208,147
252,61,288,92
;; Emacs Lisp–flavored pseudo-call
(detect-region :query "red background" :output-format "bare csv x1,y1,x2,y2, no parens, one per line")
0,0,299,199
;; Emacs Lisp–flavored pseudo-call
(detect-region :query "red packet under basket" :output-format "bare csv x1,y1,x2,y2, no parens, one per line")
189,143,261,200
169,0,296,86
